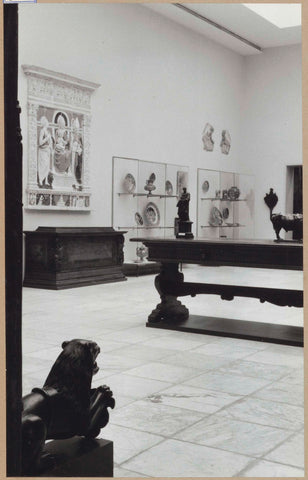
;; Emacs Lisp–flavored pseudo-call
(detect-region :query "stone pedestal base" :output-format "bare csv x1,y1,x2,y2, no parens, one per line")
123,261,161,276
38,437,113,477
174,218,194,239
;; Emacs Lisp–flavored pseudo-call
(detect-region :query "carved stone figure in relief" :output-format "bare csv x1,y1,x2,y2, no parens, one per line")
37,116,52,188
220,130,231,155
71,118,83,186
54,114,71,174
202,123,215,151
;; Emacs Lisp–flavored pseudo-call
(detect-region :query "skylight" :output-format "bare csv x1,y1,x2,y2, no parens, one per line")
243,3,301,28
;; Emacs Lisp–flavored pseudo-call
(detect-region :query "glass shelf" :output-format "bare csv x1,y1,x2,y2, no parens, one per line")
118,192,177,198
201,224,245,228
197,168,254,240
200,197,246,201
116,226,174,230
113,157,189,263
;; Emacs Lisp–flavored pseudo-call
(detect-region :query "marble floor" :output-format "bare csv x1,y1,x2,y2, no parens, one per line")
22,265,304,477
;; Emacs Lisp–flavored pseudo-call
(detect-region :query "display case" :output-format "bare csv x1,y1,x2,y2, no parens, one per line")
197,168,254,240
112,157,189,272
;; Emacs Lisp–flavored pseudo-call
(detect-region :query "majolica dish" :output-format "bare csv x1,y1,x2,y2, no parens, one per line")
228,186,240,200
135,212,143,226
209,206,223,226
165,180,173,196
222,207,229,219
202,180,210,193
144,202,160,226
123,173,136,193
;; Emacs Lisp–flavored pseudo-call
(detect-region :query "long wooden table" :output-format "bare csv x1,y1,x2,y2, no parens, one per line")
130,238,303,346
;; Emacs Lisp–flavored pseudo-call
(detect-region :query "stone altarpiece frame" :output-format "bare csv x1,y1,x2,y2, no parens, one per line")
22,65,100,210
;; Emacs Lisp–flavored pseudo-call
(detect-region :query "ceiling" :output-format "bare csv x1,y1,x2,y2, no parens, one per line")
144,3,301,56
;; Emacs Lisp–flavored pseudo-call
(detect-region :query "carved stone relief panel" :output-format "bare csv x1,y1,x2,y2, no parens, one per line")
22,65,100,211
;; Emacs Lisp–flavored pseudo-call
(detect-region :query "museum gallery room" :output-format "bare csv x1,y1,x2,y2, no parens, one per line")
11,1,304,477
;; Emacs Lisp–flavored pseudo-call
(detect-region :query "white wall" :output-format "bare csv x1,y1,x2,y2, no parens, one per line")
19,4,302,240
240,44,302,239
19,3,244,233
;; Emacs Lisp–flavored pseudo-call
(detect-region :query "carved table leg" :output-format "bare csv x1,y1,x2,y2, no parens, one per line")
148,263,189,323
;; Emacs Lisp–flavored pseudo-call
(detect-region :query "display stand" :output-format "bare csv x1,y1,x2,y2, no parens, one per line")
197,168,254,240
39,437,113,477
112,156,188,274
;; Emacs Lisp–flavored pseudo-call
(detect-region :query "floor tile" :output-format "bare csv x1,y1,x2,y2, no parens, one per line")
103,325,173,344
93,352,147,377
24,345,63,361
93,373,172,400
110,399,204,436
126,361,200,383
252,380,304,406
217,359,293,381
21,267,304,479
110,343,175,362
161,351,233,372
245,345,303,368
122,438,252,477
218,397,304,430
98,424,163,464
114,466,151,477
193,342,261,360
174,414,292,457
239,459,304,477
147,384,241,414
22,356,54,375
281,368,304,385
213,335,269,350
184,371,271,396
141,335,211,351
265,432,304,468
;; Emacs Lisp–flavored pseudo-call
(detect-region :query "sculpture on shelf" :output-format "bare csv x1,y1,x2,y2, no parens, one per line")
264,188,278,215
144,173,156,194
177,187,191,222
37,116,52,188
175,188,194,239
135,245,148,263
264,188,303,242
220,130,231,155
21,339,115,475
202,123,214,151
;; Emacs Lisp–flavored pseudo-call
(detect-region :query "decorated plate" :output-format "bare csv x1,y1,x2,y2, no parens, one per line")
135,212,143,226
123,173,136,193
209,206,223,226
202,180,210,193
222,207,229,220
165,180,173,196
144,202,160,226
228,186,240,200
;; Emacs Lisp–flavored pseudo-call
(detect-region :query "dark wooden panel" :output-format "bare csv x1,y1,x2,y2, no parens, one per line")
131,237,303,270
24,227,127,289
147,315,303,347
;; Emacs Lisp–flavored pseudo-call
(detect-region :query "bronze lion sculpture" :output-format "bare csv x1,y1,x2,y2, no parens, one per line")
271,213,303,241
21,339,115,475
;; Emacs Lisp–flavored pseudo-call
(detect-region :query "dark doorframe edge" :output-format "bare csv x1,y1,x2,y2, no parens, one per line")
4,4,23,476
